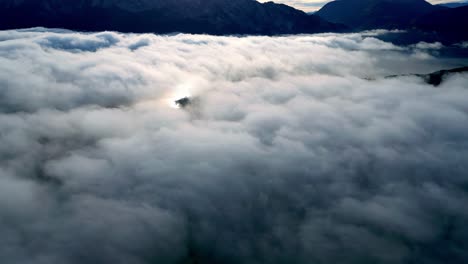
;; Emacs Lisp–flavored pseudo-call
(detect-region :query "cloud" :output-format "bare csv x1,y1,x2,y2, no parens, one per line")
411,41,444,50
0,29,468,264
457,41,468,48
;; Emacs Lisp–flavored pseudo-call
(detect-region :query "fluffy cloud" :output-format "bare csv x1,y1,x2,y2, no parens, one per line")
0,28,468,264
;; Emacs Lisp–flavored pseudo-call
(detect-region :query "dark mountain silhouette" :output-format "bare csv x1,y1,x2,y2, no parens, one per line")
386,66,468,86
413,5,468,43
316,0,445,30
0,0,343,34
315,0,468,44
437,1,468,8
1,0,466,45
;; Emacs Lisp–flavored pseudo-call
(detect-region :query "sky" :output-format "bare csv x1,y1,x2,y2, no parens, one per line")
260,0,465,12
1,28,468,264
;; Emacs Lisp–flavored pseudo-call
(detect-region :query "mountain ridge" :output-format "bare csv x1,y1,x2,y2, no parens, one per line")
436,1,468,8
413,5,468,43
315,0,445,30
0,0,344,35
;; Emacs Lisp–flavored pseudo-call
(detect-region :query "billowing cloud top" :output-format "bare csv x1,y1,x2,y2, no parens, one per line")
1,28,468,264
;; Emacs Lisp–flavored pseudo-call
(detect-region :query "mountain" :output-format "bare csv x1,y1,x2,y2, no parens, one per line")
436,1,468,8
386,66,468,86
0,0,343,35
316,0,445,30
314,0,468,44
413,5,468,43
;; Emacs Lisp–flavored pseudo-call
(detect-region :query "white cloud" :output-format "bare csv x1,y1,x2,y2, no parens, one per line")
0,28,468,264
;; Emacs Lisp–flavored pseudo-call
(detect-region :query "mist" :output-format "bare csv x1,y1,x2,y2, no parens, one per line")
1,28,468,264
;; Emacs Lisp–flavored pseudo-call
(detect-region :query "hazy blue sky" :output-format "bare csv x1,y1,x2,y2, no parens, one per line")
259,0,463,12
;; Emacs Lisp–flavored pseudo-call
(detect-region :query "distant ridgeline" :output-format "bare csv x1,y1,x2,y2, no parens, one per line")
0,0,467,44
0,0,343,35
315,0,468,44
316,0,444,30
385,66,468,86
437,1,468,8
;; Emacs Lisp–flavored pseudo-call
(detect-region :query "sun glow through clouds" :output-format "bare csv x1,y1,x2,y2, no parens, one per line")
168,84,193,108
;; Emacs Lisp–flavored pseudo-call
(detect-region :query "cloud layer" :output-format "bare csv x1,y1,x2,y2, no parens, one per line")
1,28,468,264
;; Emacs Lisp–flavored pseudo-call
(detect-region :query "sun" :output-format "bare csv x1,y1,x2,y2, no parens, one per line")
167,85,192,108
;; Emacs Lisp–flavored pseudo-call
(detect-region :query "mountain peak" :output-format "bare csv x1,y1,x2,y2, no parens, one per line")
0,0,343,35
316,0,442,29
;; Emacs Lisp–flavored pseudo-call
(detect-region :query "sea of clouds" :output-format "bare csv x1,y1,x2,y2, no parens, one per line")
1,28,468,264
